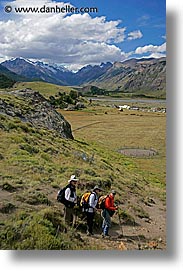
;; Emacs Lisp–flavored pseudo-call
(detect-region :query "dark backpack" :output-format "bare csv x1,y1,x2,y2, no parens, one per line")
57,186,68,204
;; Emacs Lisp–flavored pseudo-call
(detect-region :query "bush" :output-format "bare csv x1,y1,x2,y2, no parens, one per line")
34,192,51,205
49,91,80,108
2,183,16,192
69,90,78,100
0,203,16,214
18,191,51,206
0,153,4,160
132,206,150,219
118,209,135,225
7,121,18,131
19,143,39,154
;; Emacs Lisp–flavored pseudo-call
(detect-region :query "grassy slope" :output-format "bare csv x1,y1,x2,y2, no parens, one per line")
0,111,143,249
0,84,166,250
10,81,77,98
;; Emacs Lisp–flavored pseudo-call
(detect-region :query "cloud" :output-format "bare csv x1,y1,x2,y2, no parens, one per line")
135,42,166,55
146,52,166,59
127,30,143,40
0,0,127,69
137,15,150,26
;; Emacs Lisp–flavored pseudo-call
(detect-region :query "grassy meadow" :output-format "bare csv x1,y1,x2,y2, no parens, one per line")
62,103,166,188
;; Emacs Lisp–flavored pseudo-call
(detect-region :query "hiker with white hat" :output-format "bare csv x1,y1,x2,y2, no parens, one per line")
64,175,78,229
86,185,102,236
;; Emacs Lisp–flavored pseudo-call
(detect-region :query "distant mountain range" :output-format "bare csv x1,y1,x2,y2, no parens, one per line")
1,57,112,86
90,57,166,96
0,57,166,97
1,57,72,86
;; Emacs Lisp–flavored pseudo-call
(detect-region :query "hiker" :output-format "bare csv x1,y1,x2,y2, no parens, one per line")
86,185,102,236
101,190,118,238
64,175,78,229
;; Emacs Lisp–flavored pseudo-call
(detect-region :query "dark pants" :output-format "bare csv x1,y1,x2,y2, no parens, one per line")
86,212,94,234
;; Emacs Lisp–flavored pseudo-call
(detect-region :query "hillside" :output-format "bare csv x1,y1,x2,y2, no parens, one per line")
0,64,28,88
12,81,78,98
0,64,28,85
90,58,166,98
71,62,113,85
0,73,15,89
0,89,166,250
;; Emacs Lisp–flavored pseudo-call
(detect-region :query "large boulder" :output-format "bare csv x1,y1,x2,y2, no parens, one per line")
0,89,74,139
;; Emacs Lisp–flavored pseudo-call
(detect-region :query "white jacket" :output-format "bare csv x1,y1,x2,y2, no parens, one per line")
65,187,77,203
88,192,98,213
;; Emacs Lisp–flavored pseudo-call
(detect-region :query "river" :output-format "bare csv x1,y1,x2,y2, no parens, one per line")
88,96,166,104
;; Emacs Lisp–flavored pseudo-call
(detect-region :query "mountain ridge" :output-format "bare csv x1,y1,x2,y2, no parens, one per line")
1,58,71,86
1,57,166,97
1,58,113,86
89,57,166,94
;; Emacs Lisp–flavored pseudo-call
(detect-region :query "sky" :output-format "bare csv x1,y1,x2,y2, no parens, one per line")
0,0,166,70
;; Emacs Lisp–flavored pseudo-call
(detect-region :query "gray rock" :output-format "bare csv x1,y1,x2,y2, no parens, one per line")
0,89,74,139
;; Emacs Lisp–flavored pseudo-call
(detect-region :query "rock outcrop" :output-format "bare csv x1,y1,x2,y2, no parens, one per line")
0,89,74,139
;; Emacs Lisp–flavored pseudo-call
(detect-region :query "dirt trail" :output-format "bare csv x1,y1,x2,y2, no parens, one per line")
80,197,166,250
81,232,127,250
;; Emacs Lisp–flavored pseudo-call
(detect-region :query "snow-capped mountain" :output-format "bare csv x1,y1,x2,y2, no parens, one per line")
1,57,112,85
0,57,113,86
1,57,72,85
33,61,70,73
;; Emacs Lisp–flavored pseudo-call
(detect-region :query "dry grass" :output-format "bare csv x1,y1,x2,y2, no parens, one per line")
61,105,166,185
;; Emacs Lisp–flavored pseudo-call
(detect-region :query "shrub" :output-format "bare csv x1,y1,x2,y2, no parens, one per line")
118,209,136,225
18,191,51,206
19,143,39,154
0,203,16,214
132,205,150,219
2,183,16,192
0,153,4,160
69,90,78,100
7,121,18,131
18,123,33,133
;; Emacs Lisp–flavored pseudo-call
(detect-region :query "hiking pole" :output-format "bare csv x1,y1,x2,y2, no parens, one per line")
117,208,124,237
55,225,60,238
